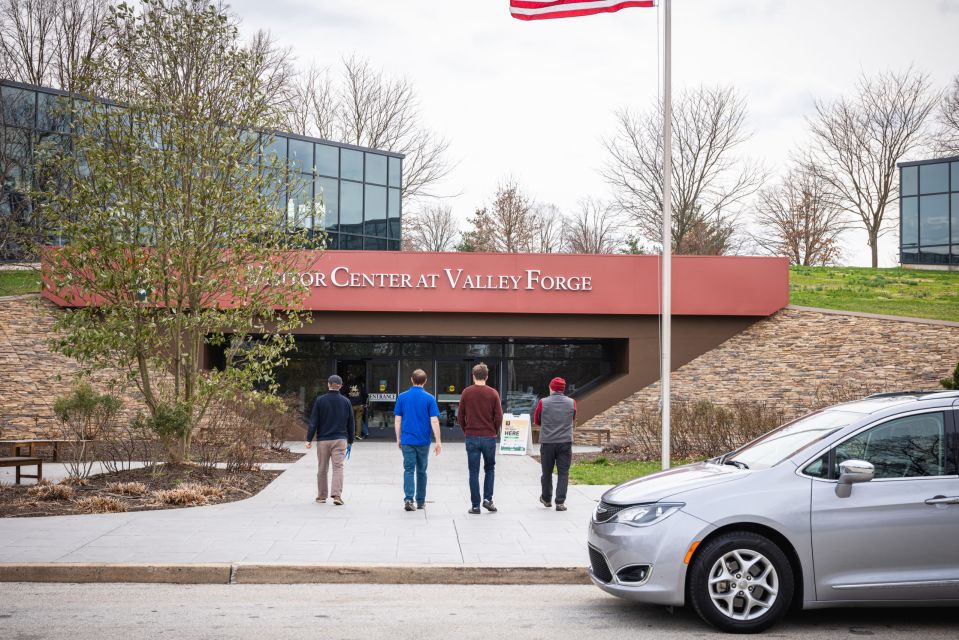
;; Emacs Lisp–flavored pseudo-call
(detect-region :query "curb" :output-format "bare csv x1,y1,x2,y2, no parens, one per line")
0,563,589,585
0,563,232,584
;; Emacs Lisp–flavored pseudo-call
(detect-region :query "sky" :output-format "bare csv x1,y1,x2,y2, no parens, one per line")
228,0,959,266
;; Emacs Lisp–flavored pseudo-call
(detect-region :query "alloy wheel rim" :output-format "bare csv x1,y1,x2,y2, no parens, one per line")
707,548,779,621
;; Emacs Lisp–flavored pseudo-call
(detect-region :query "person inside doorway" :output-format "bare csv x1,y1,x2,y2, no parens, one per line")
347,375,368,441
306,374,354,506
458,362,503,514
394,368,442,511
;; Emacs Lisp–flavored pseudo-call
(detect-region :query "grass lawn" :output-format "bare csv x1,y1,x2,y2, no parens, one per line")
0,269,41,297
569,457,683,485
789,266,959,322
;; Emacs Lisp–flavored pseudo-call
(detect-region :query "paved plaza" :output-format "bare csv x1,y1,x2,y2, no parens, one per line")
0,442,609,566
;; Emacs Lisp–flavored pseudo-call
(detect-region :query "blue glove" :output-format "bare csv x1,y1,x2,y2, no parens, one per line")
346,444,352,460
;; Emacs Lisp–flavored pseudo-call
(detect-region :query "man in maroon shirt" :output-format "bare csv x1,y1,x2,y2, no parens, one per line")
458,362,504,514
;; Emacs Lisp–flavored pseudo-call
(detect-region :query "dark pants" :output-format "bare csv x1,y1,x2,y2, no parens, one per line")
465,435,497,508
540,442,572,505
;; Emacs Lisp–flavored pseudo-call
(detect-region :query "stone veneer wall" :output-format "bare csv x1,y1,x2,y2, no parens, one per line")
0,294,148,438
580,307,959,442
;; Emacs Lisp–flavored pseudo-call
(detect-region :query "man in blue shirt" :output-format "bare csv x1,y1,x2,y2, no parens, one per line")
393,368,442,511
306,374,354,506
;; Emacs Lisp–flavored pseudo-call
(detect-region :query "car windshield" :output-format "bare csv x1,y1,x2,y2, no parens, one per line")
723,410,860,470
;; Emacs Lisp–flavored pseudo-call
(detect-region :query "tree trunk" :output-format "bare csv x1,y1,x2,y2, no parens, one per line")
869,232,879,268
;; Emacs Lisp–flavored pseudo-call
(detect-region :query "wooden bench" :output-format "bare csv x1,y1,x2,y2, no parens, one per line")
0,439,88,462
577,427,612,446
0,456,43,484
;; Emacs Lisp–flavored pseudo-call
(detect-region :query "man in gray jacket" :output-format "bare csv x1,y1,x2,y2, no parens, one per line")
533,376,576,511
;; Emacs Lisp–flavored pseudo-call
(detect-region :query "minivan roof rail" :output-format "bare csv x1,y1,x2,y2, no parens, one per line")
864,391,938,399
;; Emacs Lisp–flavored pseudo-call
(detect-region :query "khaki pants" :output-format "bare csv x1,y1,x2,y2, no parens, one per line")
316,439,347,500
353,405,364,438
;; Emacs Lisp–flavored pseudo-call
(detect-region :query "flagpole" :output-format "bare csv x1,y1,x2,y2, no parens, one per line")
661,0,672,471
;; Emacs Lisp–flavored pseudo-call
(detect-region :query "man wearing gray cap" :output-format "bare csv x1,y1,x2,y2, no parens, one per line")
306,374,355,505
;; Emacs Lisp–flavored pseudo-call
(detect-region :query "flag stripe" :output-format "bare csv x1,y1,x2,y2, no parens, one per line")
510,0,655,20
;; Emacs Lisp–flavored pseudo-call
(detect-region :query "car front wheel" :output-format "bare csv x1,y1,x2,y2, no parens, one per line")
687,531,794,634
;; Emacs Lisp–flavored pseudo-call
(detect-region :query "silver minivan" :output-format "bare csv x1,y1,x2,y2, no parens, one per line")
587,392,959,633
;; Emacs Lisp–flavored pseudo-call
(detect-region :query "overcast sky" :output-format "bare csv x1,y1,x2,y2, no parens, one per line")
229,0,959,266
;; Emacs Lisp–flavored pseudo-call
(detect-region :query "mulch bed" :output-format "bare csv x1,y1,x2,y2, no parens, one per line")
255,447,304,463
0,464,281,518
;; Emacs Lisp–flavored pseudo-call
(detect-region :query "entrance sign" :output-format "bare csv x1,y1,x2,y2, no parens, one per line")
499,413,532,456
369,393,396,402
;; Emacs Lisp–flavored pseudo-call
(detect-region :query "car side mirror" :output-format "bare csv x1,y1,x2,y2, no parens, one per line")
835,459,874,498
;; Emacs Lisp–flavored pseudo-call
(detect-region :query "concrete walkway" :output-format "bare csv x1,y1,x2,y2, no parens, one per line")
0,442,611,566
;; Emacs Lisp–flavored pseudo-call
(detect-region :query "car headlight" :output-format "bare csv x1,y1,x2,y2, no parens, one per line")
610,502,684,527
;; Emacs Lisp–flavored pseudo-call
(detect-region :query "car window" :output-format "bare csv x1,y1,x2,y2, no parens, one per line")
727,410,858,470
833,412,955,479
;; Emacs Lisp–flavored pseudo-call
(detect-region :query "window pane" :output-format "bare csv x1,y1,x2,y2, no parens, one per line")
901,166,918,197
388,188,401,239
262,135,287,166
919,245,950,265
365,153,387,185
323,231,338,249
919,162,949,194
340,233,363,250
834,412,952,478
340,181,363,234
388,157,401,188
341,148,363,181
286,179,314,229
919,194,949,246
365,236,387,250
288,138,312,173
316,177,338,230
1,86,34,128
36,91,70,133
901,196,918,246
953,162,959,192
388,239,401,251
400,360,433,394
953,194,959,243
316,144,338,177
364,184,386,236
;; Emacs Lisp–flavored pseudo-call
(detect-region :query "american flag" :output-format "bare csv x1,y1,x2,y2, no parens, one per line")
509,0,655,21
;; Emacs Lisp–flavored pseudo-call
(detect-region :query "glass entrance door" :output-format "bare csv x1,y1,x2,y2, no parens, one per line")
435,360,468,429
366,359,399,438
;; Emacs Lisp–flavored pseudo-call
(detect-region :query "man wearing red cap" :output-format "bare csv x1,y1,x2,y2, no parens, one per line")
534,377,576,511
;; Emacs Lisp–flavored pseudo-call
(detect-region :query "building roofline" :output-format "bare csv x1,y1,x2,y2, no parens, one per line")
897,155,959,168
1,78,404,159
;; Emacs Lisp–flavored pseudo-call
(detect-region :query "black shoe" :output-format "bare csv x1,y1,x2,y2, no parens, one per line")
539,496,552,508
482,499,497,513
468,507,481,514
417,503,425,510
555,503,567,512
332,496,344,506
404,500,416,512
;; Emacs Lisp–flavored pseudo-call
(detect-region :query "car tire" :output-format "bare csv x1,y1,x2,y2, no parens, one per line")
687,531,794,634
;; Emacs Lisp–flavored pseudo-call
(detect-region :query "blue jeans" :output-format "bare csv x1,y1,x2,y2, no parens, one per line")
401,444,430,504
465,436,497,508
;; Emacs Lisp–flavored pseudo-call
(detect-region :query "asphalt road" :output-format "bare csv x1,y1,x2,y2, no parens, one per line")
1,583,956,640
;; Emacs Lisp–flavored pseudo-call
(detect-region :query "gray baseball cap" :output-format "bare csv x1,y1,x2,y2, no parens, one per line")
328,374,343,386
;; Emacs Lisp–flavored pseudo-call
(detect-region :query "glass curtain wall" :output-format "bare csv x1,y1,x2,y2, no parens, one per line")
0,80,403,260
900,158,959,266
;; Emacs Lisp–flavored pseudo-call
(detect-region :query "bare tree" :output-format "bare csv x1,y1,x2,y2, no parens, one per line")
603,85,763,255
0,0,111,91
403,203,458,252
804,68,937,268
564,198,622,254
530,203,565,253
0,0,57,85
457,178,537,253
286,56,451,205
936,74,959,156
752,166,847,266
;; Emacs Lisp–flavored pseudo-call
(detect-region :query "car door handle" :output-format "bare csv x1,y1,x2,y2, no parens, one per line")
925,495,959,505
